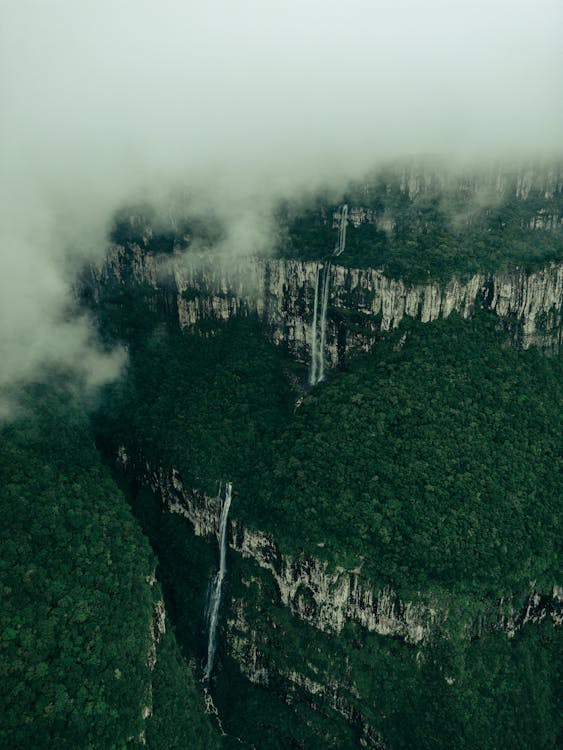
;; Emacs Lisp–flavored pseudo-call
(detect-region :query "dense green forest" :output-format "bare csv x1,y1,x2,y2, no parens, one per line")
122,472,562,750
94,314,294,499
3,309,560,747
254,314,562,597
0,382,219,749
278,175,562,282
96,296,561,600
4,170,561,747
83,256,562,747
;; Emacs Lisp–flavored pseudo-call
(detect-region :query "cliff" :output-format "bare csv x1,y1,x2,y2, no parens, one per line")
117,448,562,645
88,247,563,363
117,448,562,748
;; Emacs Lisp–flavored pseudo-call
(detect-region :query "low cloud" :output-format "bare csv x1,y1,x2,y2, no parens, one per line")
1,0,562,413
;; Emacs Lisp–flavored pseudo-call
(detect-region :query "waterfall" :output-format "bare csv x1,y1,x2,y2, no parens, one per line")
318,265,331,383
309,264,331,386
334,203,348,256
309,266,320,385
203,482,232,683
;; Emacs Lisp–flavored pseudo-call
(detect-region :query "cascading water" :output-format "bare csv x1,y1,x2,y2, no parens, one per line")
203,482,232,683
309,265,320,385
318,265,330,383
309,264,331,386
334,203,348,256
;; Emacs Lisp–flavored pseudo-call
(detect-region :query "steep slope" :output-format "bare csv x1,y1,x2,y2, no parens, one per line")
0,383,220,749
81,167,562,747
86,245,563,366
91,306,562,748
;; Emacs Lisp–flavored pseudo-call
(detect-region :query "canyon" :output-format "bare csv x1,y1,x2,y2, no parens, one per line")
83,193,562,746
117,447,562,747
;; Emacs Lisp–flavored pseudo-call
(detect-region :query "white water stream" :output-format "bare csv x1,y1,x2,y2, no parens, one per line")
203,482,232,683
309,266,320,385
309,264,331,385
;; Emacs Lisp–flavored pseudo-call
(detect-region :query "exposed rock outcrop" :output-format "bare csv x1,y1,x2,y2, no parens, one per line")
140,573,167,733
228,592,386,749
174,257,563,356
117,449,562,647
88,247,563,363
117,448,561,749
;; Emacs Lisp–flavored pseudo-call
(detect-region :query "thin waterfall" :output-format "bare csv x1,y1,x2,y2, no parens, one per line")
334,203,348,256
203,482,232,683
318,264,331,383
309,265,321,385
309,264,331,386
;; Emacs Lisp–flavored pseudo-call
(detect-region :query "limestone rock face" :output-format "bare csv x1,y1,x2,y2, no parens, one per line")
91,247,563,362
118,448,433,642
117,449,562,748
231,517,435,642
173,257,563,358
118,450,562,646
90,243,159,293
395,163,563,202
489,264,563,349
227,595,386,748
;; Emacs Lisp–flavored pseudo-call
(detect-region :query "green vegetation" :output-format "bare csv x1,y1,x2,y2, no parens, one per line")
145,631,221,750
125,482,561,750
9,192,559,748
121,483,217,678
85,266,562,745
95,313,294,499
123,479,368,750
0,382,220,749
254,315,561,596
232,548,561,750
107,168,562,287
98,295,560,600
223,552,562,750
278,172,562,281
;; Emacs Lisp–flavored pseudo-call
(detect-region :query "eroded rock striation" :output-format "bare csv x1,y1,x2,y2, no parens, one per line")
88,248,563,363
117,448,562,646
116,446,561,748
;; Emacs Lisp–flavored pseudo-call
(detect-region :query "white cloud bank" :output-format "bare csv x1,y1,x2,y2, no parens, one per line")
1,0,562,410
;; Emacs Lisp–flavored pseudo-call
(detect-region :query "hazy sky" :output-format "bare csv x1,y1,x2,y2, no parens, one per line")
1,0,562,413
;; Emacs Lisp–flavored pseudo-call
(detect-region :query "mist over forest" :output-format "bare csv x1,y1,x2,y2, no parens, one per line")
1,0,562,405
1,3,562,749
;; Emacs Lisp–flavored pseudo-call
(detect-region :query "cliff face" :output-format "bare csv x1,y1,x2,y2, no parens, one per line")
395,163,563,204
122,450,434,643
228,590,386,749
140,575,166,734
175,258,563,357
118,449,562,747
117,449,562,645
89,248,563,363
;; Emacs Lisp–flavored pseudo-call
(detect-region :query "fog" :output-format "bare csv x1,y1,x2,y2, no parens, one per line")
1,0,562,412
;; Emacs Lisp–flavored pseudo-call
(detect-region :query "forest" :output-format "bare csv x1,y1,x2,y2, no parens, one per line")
0,381,220,749
2,0,561,741
95,291,561,602
270,165,562,282
2,171,561,747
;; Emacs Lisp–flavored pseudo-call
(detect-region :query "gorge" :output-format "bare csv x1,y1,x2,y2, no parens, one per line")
85,280,560,745
3,0,563,744
4,165,562,749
